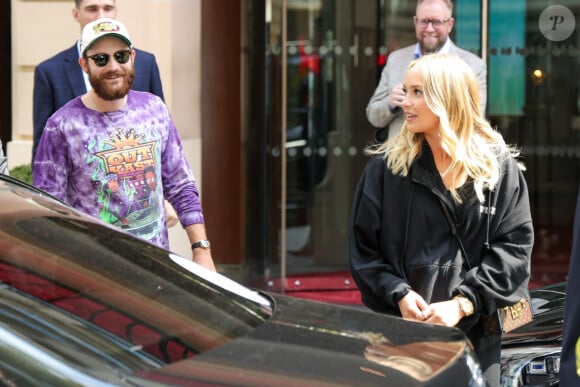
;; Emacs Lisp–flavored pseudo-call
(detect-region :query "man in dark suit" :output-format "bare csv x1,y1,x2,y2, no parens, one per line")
32,0,164,161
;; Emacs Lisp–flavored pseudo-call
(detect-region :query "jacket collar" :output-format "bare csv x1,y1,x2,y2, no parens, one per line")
410,141,445,191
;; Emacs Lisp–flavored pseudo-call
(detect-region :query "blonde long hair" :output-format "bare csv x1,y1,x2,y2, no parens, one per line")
368,54,523,203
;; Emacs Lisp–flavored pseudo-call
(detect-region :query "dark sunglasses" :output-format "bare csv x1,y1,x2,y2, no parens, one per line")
86,50,132,67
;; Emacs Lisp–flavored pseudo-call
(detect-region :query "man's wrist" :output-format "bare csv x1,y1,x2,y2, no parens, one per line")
191,240,211,250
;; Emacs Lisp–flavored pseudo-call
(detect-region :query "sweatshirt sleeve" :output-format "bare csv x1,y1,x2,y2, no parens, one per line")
366,63,396,129
459,157,534,315
158,102,204,227
348,157,411,313
32,119,70,204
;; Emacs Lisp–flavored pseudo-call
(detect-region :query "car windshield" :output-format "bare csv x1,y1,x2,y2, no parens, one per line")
0,183,273,366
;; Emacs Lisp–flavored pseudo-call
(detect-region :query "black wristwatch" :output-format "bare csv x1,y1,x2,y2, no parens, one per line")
191,240,211,250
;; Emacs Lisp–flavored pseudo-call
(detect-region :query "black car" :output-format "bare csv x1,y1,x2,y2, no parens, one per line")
500,282,564,386
0,174,484,386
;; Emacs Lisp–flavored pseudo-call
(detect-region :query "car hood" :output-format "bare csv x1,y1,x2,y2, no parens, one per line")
132,294,482,386
502,282,565,347
498,282,565,385
0,175,481,386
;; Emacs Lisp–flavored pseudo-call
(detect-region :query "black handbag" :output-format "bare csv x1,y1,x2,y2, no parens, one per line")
439,192,533,335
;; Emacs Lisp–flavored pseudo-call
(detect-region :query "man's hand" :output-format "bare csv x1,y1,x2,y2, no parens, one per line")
164,200,178,228
185,223,216,272
192,248,216,272
388,82,405,110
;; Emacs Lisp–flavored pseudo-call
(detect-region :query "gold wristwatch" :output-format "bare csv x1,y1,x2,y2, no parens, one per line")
454,295,474,317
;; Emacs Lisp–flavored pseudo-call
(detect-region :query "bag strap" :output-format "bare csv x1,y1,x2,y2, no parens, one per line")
439,199,472,270
439,189,494,271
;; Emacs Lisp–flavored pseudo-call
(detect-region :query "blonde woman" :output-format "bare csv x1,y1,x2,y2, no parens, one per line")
349,54,533,385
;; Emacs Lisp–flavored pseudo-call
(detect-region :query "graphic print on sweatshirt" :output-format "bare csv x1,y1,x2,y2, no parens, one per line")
87,127,162,242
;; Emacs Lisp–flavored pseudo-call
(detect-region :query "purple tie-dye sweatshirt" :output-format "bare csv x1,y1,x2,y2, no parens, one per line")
33,90,204,249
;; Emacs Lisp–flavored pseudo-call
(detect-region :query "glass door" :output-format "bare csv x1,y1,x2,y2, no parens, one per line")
249,0,380,286
281,0,380,274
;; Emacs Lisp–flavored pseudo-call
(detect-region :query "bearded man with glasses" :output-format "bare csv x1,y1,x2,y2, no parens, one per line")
366,0,486,142
33,19,216,272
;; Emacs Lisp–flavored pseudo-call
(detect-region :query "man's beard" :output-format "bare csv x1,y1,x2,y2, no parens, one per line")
89,68,135,101
418,35,445,55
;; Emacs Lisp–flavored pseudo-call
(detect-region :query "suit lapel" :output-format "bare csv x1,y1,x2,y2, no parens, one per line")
63,45,86,95
446,40,459,55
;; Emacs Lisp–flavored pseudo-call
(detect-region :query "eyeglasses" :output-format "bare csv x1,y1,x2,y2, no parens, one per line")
415,18,451,28
86,50,132,67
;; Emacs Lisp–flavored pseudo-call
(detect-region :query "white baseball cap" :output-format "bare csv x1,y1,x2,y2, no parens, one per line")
80,18,132,56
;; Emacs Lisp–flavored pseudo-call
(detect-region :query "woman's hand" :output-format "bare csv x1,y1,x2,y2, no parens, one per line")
424,299,464,327
397,290,431,322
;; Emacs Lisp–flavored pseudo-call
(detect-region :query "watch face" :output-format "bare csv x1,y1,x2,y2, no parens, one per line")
461,298,474,316
455,296,473,316
192,240,211,250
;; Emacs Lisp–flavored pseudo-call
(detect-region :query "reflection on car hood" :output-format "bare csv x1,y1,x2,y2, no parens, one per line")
169,253,271,307
134,295,482,386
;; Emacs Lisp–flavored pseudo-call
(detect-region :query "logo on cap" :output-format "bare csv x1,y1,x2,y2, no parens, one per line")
93,21,122,35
